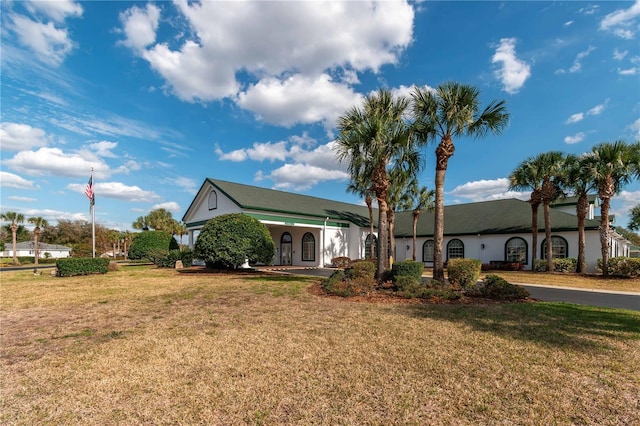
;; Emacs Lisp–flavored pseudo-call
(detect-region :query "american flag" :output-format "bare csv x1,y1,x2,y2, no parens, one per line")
85,175,94,205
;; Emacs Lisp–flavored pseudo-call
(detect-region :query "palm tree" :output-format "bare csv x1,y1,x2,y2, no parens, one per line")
532,151,566,272
407,181,434,261
387,163,421,266
336,88,415,277
0,211,25,265
132,215,150,231
585,141,636,277
562,154,598,273
147,208,177,232
28,217,48,265
175,222,188,248
411,82,509,282
509,158,544,271
630,204,640,231
346,180,376,260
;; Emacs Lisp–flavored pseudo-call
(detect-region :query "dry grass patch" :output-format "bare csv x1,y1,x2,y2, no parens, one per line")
1,267,639,425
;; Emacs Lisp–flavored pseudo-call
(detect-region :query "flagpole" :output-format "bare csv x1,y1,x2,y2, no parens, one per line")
91,168,96,258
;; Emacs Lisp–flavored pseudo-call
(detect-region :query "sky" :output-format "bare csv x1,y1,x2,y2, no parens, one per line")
1,0,639,234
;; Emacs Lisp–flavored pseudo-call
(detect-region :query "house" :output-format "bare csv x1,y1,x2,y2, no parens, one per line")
182,178,633,273
1,241,72,259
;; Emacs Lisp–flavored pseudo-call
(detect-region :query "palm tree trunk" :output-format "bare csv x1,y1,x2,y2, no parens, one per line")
11,224,18,265
376,197,389,277
366,196,374,259
433,167,446,282
576,195,588,273
33,228,39,266
599,197,611,277
388,209,395,268
530,203,539,271
544,203,553,272
412,211,419,261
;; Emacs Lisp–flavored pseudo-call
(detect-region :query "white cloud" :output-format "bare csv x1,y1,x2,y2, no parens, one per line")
8,196,37,202
3,147,111,179
0,171,38,190
7,14,76,66
564,132,586,144
117,4,160,52
118,0,414,121
0,122,49,151
265,164,349,191
629,118,640,137
491,38,531,94
448,178,526,202
20,208,89,223
564,20,574,27
613,48,628,60
569,46,596,73
618,67,638,75
172,176,198,194
152,201,181,213
25,0,83,23
88,141,118,158
67,181,162,203
237,74,363,128
600,0,640,39
566,113,584,124
579,5,599,15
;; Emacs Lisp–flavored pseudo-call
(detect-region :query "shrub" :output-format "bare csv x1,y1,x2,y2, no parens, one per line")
395,275,427,298
128,231,179,261
608,257,640,278
56,257,110,277
535,258,577,272
391,260,424,282
322,269,376,297
195,214,275,269
447,258,481,289
478,274,529,300
155,249,195,268
350,261,376,279
331,257,351,268
488,261,524,271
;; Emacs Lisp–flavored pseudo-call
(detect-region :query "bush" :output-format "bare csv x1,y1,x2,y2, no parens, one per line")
128,231,179,261
391,260,424,282
56,257,110,277
535,258,577,273
608,257,640,278
322,269,376,297
331,257,352,268
195,214,275,269
395,275,427,298
488,261,524,271
478,274,529,300
155,249,195,268
447,258,481,289
349,261,376,279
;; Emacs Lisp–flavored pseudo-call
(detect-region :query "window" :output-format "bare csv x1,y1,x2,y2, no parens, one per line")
208,190,217,210
302,232,315,261
541,236,568,259
447,239,464,260
422,240,434,262
364,234,378,259
505,237,527,264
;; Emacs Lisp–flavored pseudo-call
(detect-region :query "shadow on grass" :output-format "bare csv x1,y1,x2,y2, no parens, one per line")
402,302,640,350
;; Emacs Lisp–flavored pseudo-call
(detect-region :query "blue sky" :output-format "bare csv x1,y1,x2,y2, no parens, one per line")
1,0,639,233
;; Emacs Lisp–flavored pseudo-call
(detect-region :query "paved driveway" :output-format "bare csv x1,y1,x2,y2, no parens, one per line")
272,268,640,311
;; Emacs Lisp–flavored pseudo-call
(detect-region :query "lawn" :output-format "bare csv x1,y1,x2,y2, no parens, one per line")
2,267,639,425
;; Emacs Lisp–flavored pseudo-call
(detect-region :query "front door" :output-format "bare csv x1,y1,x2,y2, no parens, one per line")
281,232,292,265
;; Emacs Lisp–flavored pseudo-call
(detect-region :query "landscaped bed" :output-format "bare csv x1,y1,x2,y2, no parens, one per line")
2,266,639,425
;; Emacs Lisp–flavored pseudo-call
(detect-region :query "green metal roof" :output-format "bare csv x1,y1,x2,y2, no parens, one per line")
392,198,600,238
205,178,373,227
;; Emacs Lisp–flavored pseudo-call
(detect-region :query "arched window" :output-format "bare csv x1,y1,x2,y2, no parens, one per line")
208,190,217,210
541,236,568,259
422,240,434,262
447,239,464,260
302,232,315,261
364,234,378,259
505,237,528,264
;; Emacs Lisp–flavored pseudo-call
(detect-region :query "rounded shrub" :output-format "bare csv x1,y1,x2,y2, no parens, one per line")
194,213,275,269
391,260,424,281
479,274,529,300
128,231,178,261
447,258,481,289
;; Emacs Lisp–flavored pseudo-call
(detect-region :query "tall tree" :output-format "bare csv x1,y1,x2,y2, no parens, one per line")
411,82,509,282
585,141,636,277
346,180,375,260
509,158,544,271
27,217,48,265
1,211,25,265
387,162,421,266
336,89,415,277
147,208,178,232
629,204,640,231
532,151,566,272
132,216,150,231
562,154,598,273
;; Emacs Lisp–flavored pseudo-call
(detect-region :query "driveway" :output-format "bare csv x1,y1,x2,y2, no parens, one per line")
270,268,640,311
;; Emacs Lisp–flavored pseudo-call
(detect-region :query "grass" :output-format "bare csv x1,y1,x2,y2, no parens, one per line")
2,267,639,425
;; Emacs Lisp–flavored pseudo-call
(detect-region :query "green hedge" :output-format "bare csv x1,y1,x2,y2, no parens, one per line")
128,231,179,261
391,260,424,281
56,257,110,277
534,258,577,272
479,275,529,300
447,258,481,289
598,257,640,278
